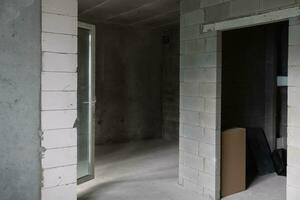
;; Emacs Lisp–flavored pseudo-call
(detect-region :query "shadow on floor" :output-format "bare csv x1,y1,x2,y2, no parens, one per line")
77,139,200,200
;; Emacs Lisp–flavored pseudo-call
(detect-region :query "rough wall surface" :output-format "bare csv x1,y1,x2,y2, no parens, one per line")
287,17,300,199
180,0,300,199
41,0,78,199
0,1,41,200
162,27,180,140
95,24,163,144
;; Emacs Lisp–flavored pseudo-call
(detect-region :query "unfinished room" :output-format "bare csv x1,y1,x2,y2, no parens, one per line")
3,0,300,200
77,2,287,198
76,0,189,199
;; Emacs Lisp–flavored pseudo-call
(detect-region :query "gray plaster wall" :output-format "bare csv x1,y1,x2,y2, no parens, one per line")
162,27,180,140
0,0,41,200
95,23,164,144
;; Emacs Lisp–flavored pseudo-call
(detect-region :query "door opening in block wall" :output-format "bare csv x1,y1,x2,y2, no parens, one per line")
220,21,288,199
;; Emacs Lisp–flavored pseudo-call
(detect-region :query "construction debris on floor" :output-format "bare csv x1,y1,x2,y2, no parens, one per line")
222,128,287,198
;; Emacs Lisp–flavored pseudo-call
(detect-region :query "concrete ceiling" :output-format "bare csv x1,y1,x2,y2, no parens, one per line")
78,0,179,28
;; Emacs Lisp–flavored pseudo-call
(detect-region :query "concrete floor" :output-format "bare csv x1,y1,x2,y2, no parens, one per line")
77,139,199,200
223,173,286,200
77,139,286,200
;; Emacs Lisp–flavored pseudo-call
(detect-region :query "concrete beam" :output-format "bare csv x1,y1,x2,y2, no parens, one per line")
203,7,300,32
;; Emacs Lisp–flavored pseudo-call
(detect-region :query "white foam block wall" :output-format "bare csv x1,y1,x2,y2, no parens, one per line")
41,0,78,199
180,1,300,200
287,17,300,200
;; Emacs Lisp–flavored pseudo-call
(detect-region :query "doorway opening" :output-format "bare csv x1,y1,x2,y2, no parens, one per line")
220,21,288,199
76,0,189,199
76,24,186,199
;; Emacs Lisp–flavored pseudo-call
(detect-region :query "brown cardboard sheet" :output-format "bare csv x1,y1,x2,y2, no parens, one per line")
221,128,246,197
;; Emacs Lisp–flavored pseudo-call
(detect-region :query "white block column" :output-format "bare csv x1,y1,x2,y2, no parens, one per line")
41,0,78,200
180,9,221,198
287,17,300,200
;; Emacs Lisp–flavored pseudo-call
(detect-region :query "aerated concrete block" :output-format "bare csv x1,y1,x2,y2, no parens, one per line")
288,146,300,168
204,2,231,23
181,0,201,14
184,153,205,170
180,110,201,126
201,0,223,8
261,0,296,11
180,96,205,112
180,82,200,96
287,166,300,190
180,164,199,183
182,9,205,26
180,137,199,155
180,25,200,40
230,0,260,17
182,124,204,140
